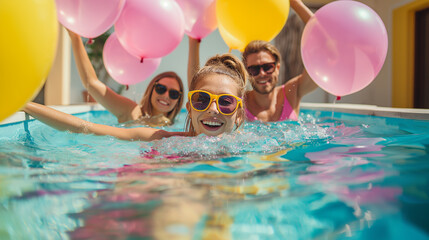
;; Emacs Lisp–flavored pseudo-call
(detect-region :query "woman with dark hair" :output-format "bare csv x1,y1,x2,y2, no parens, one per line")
68,30,184,126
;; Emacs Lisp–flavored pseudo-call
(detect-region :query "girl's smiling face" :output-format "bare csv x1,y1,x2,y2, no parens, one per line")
150,77,181,115
187,74,241,137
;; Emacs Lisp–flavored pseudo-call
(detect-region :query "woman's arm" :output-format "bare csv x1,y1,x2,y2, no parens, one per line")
68,29,141,122
23,102,185,141
187,37,201,87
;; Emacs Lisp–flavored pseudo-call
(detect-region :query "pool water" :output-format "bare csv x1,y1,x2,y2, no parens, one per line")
0,109,428,239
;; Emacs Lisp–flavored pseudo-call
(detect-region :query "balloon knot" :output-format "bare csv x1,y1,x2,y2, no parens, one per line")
197,38,201,43
88,38,93,44
336,96,341,101
140,58,144,63
126,85,129,91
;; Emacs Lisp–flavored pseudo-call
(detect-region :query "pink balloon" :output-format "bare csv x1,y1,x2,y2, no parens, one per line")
175,0,217,40
115,0,185,59
103,33,161,85
301,1,388,97
55,0,126,38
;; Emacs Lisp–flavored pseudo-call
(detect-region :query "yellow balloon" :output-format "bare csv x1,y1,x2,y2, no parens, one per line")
0,0,58,122
218,23,243,52
216,0,290,52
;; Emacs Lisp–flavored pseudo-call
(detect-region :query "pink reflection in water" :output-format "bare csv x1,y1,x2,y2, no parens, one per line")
299,136,402,204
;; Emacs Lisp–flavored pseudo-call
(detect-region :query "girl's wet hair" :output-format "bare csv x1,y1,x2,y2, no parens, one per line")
186,53,248,135
139,71,184,125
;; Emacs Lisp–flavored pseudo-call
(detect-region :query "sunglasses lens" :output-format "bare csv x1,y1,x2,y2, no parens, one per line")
154,84,167,95
218,95,238,114
247,66,260,76
191,91,211,110
247,63,276,76
262,63,275,74
156,83,180,100
169,90,180,100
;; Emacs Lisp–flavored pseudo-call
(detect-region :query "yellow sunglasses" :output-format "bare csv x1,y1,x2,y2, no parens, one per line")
188,90,242,115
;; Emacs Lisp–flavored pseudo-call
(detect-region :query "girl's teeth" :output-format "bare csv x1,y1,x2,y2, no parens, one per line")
202,121,221,126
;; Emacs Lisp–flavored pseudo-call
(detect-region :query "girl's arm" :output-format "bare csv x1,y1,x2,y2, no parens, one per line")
68,29,141,122
23,102,187,141
187,37,201,87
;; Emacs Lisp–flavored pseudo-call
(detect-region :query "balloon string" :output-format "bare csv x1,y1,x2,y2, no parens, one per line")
331,95,341,119
24,112,35,144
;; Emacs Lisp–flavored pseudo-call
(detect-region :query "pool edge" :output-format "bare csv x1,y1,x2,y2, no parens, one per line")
1,104,106,125
300,103,429,120
2,103,428,126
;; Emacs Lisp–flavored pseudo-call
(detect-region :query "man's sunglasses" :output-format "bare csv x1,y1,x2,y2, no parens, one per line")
154,83,181,100
246,62,276,77
188,90,242,115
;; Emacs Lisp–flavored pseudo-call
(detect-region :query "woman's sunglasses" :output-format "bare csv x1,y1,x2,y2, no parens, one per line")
246,62,276,77
154,83,181,100
188,90,242,115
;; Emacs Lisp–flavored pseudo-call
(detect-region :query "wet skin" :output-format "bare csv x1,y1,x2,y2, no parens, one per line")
187,74,241,137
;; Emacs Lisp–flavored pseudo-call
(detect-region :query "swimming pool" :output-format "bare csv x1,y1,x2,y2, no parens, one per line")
1,105,429,239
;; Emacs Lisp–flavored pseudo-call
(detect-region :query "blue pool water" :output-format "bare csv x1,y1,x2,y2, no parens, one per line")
0,109,429,239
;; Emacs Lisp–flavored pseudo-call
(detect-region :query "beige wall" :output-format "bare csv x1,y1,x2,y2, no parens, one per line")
45,27,71,105
362,0,410,107
366,0,419,107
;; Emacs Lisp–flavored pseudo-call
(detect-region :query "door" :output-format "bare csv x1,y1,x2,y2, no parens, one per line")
414,7,429,108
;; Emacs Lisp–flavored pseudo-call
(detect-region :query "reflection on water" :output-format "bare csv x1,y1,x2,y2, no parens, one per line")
0,110,429,239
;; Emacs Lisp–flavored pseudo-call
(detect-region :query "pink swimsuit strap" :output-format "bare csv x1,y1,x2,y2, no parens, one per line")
245,85,298,121
279,85,298,121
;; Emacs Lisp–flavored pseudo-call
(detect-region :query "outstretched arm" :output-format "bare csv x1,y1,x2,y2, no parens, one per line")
289,0,318,99
68,29,140,122
291,70,318,100
187,37,201,87
290,0,314,24
23,102,185,141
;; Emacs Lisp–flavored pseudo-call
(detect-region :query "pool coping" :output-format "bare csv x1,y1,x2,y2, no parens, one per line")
2,103,429,125
300,103,429,120
1,104,106,125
